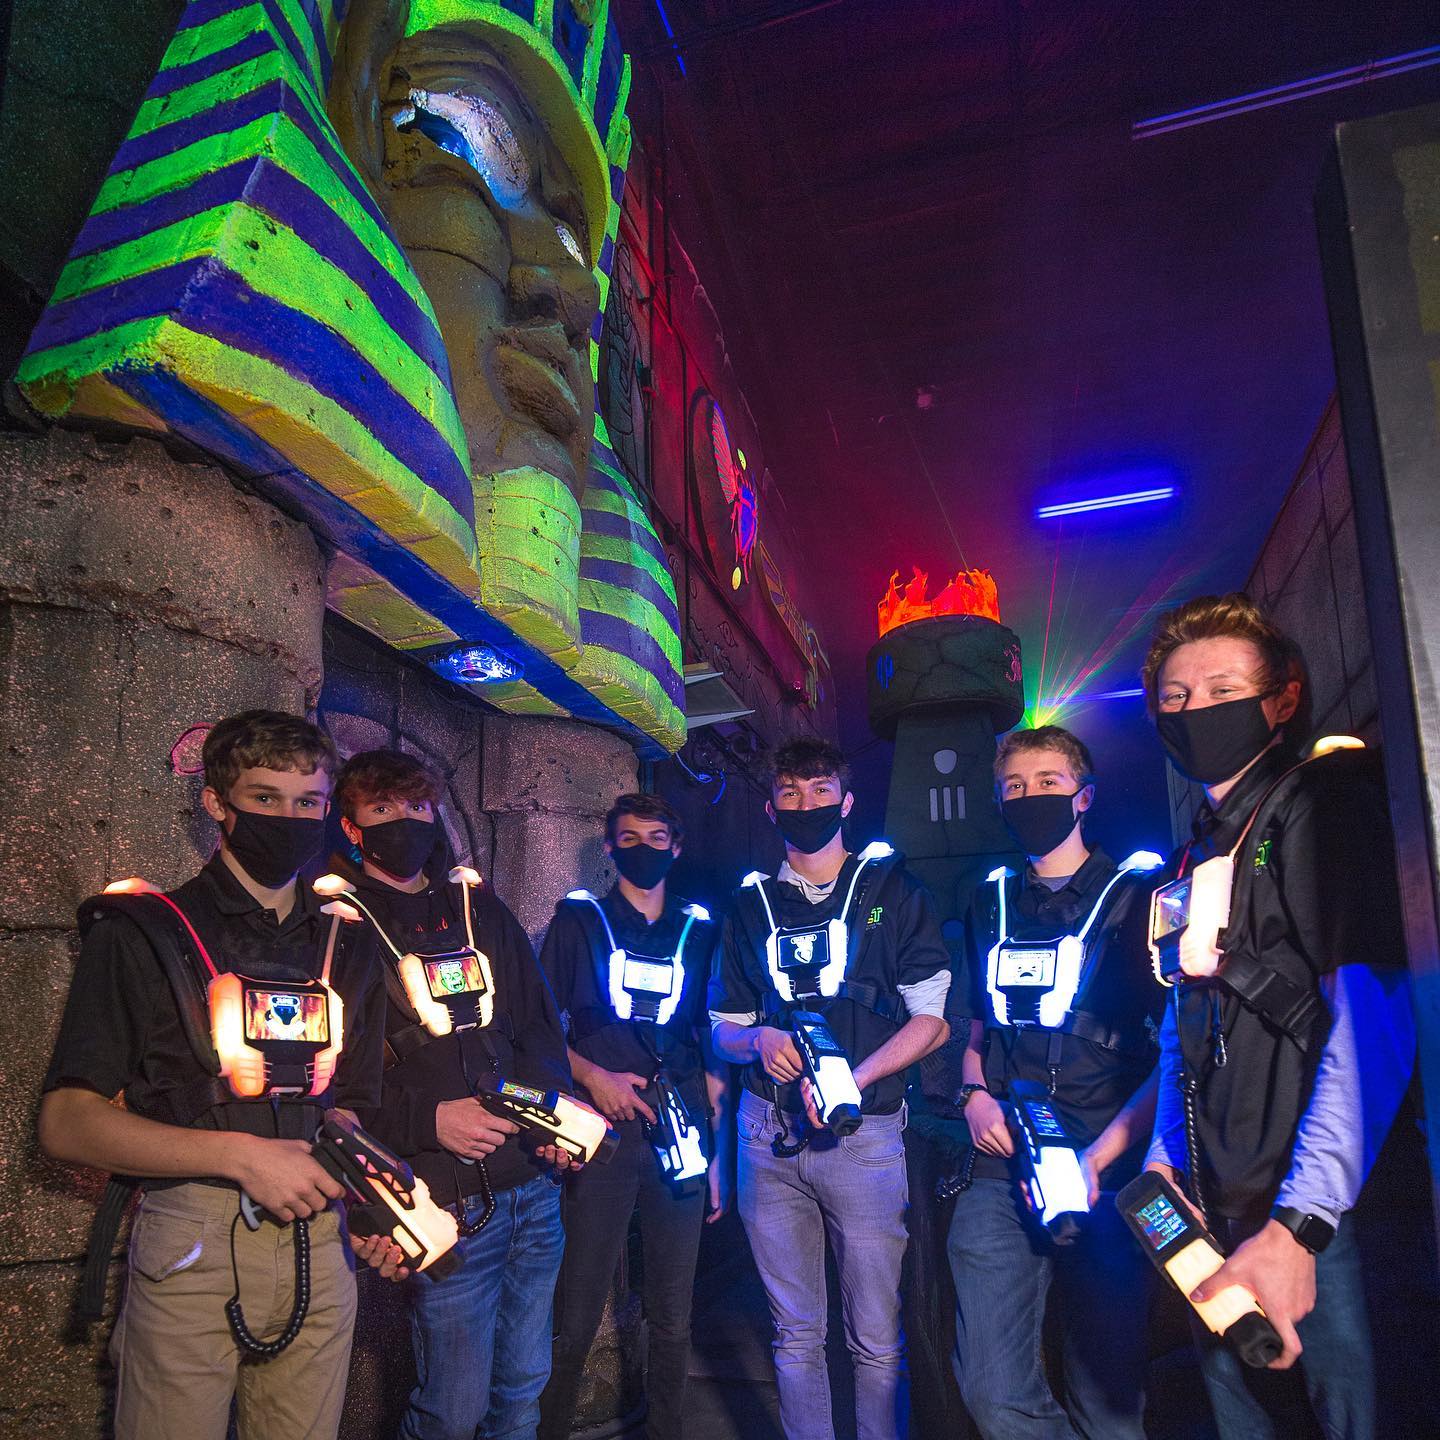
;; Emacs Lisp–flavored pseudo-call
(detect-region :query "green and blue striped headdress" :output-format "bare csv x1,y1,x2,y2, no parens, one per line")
16,0,684,754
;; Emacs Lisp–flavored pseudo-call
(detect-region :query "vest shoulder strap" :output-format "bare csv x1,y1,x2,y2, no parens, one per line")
79,893,219,1088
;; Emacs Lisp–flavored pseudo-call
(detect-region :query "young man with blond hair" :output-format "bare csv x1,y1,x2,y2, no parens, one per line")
947,723,1162,1440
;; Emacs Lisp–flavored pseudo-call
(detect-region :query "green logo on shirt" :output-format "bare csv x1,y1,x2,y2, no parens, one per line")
867,906,885,927
1254,839,1272,872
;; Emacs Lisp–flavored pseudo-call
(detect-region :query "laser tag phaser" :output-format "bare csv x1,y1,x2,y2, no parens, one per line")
646,1072,708,1193
315,868,495,1035
792,1010,863,1135
473,1077,620,1164
1117,1170,1283,1369
1008,1080,1090,1242
241,1120,461,1281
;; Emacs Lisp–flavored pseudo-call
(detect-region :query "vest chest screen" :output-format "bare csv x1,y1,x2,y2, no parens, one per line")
245,987,330,1044
778,927,831,972
623,955,674,995
996,945,1058,988
422,951,487,999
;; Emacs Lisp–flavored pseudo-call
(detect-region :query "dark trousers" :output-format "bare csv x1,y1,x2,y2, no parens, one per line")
539,1124,706,1440
947,1177,1152,1440
1197,1214,1375,1440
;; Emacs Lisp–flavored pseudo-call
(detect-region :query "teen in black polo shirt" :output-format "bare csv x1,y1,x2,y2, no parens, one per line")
710,737,950,1440
948,724,1163,1440
38,711,388,1440
334,749,576,1440
537,793,728,1440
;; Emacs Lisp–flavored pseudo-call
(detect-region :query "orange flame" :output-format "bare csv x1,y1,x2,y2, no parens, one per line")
877,566,1000,637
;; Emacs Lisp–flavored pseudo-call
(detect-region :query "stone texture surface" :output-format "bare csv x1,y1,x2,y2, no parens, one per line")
0,430,328,1439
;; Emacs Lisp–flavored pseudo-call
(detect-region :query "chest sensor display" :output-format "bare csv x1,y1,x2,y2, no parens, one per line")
777,925,831,973
1117,1171,1282,1368
210,972,345,1099
986,851,1163,1029
1148,856,1234,984
622,954,675,996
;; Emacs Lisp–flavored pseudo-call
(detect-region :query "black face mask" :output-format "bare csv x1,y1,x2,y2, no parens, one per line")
1001,792,1082,859
773,803,845,854
224,807,325,888
358,817,437,879
612,842,676,890
1157,697,1277,785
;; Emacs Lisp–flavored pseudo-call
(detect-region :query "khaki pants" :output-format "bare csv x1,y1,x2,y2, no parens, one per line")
111,1182,357,1440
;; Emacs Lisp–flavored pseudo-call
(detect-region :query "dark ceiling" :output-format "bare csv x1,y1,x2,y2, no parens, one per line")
614,0,1440,846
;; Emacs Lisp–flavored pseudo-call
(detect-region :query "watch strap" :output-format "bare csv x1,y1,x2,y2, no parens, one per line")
1271,1204,1336,1254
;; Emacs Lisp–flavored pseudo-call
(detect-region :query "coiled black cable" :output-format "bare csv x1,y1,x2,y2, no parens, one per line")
225,1210,311,1361
456,1032,497,1235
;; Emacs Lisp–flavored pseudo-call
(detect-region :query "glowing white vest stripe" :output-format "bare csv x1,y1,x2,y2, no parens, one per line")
743,841,895,1005
986,850,1163,1030
567,891,708,1028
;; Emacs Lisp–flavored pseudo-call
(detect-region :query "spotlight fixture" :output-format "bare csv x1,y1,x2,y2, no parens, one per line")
431,643,524,686
1036,487,1175,520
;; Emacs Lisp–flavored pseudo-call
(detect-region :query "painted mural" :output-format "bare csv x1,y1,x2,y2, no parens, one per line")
15,0,685,756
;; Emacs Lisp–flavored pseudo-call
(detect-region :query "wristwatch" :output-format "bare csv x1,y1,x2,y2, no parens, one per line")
955,1083,990,1111
1270,1205,1336,1254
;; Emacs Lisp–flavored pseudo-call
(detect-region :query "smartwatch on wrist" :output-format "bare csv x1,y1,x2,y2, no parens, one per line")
1270,1205,1336,1254
956,1083,990,1111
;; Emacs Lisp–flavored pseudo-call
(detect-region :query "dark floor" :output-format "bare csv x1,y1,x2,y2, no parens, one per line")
654,1104,1440,1440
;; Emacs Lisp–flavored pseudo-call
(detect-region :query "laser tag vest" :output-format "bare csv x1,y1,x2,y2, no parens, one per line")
351,870,507,1068
1153,740,1371,1051
79,880,350,1130
562,891,710,1039
75,878,353,1322
743,842,907,1026
984,851,1164,1053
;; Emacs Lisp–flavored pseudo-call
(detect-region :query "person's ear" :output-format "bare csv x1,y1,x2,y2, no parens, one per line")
840,791,855,819
765,800,777,823
201,786,229,826
1074,784,1095,815
340,816,362,847
603,837,614,857
1270,680,1301,727
671,841,682,859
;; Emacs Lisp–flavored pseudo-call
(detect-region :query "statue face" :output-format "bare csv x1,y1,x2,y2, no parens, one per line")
369,33,599,497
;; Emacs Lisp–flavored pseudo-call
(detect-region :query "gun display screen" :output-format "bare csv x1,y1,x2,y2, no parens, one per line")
244,988,329,1043
1025,1102,1067,1142
802,1025,845,1058
1152,878,1191,941
623,956,673,995
498,1080,548,1108
777,928,829,971
997,946,1056,986
1135,1193,1189,1250
423,951,487,1000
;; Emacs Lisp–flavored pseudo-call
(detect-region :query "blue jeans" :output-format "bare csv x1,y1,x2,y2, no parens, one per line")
736,1089,911,1440
946,1177,1151,1440
400,1176,566,1440
1197,1214,1375,1440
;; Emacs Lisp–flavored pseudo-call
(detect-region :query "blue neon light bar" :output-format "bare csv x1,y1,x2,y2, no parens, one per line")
1036,487,1175,520
652,0,687,75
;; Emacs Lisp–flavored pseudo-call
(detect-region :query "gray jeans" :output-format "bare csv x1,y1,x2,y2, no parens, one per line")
736,1088,911,1440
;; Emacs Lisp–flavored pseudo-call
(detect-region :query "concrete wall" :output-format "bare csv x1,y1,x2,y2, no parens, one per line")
0,427,327,1436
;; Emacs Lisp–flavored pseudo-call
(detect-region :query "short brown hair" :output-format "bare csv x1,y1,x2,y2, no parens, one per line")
770,737,850,792
605,792,684,844
334,749,443,820
1142,593,1309,735
203,710,337,798
994,725,1094,791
